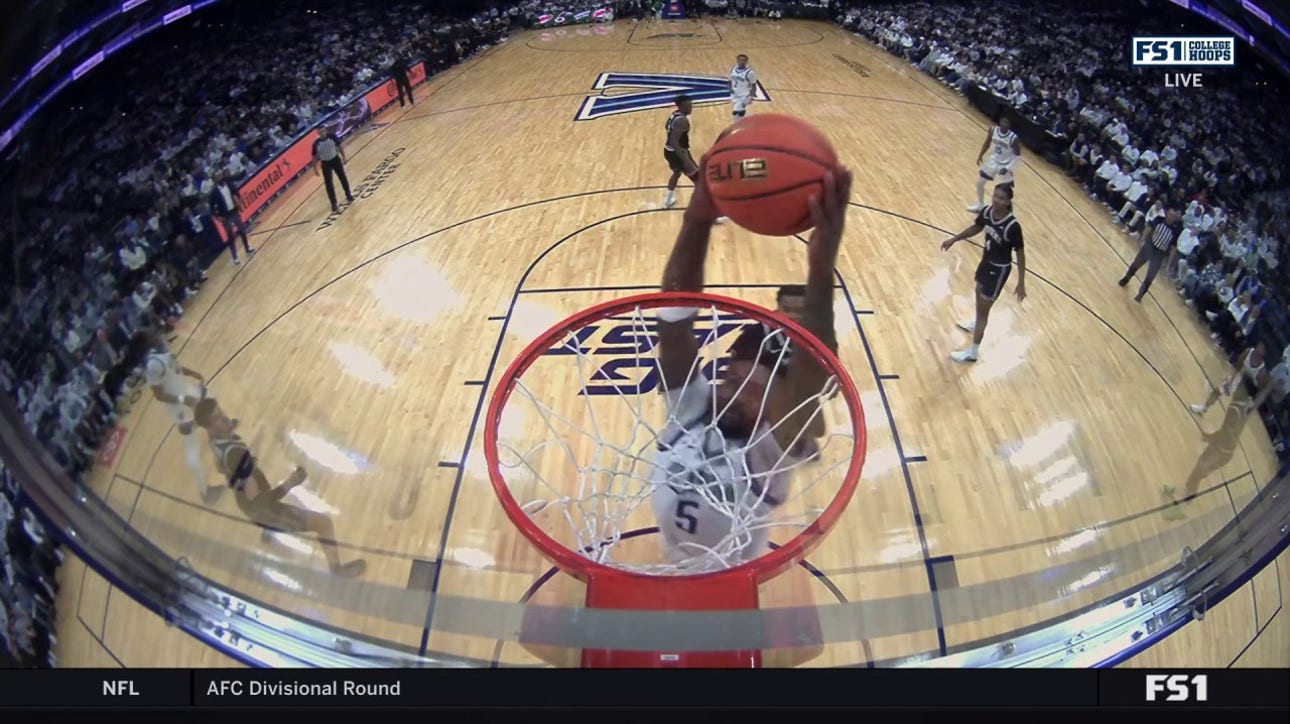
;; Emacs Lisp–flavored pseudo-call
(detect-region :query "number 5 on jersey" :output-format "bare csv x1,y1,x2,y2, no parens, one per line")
675,499,700,534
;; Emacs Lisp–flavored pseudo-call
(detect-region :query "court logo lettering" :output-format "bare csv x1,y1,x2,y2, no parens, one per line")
576,72,771,121
543,314,758,395
833,54,871,78
316,147,406,230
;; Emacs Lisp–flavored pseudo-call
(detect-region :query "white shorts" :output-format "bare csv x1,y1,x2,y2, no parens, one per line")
732,95,751,113
166,402,195,427
650,482,773,568
979,158,1016,184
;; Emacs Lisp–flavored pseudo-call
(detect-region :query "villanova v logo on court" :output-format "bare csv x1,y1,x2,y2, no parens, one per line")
576,72,771,121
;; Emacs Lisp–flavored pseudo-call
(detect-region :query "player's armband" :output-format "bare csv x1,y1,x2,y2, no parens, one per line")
657,307,699,323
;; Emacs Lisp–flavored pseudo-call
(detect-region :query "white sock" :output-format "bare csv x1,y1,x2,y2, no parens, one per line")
967,343,980,357
665,189,676,205
183,434,208,493
974,178,987,205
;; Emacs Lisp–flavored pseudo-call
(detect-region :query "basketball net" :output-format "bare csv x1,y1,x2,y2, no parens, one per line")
487,291,864,578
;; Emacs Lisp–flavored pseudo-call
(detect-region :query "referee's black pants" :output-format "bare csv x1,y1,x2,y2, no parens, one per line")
321,158,353,212
394,72,414,107
1121,240,1166,301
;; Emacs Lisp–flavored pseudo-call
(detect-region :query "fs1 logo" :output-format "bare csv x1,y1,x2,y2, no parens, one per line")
544,314,759,395
1145,674,1208,702
1132,36,1235,66
576,72,772,121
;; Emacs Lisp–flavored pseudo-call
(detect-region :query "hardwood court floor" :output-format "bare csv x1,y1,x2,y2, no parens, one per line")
54,18,1288,668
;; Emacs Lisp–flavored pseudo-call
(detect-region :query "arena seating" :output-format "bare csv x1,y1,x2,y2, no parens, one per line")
0,0,512,668
834,0,1290,454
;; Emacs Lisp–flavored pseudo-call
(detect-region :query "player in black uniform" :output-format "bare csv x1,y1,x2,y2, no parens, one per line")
662,95,726,223
729,285,805,374
726,285,821,459
939,184,1027,363
664,95,699,209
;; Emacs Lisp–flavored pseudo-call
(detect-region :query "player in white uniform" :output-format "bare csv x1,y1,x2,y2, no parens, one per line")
728,54,758,119
1190,342,1272,416
968,116,1021,212
1168,342,1275,509
144,331,218,501
650,148,851,567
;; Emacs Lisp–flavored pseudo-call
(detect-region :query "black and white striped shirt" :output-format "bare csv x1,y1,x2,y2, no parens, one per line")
1147,218,1183,251
313,136,340,162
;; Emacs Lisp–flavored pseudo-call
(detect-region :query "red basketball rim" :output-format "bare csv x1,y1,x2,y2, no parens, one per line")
484,290,867,587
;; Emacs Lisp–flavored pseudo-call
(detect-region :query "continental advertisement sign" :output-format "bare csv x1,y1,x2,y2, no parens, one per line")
232,61,427,222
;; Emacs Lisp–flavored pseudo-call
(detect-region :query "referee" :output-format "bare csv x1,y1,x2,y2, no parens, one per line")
1118,205,1183,303
389,51,414,108
312,127,354,214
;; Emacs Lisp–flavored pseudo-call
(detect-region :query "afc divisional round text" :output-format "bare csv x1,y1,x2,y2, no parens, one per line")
203,678,401,698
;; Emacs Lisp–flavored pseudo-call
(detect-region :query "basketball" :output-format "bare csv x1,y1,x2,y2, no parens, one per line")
704,114,839,236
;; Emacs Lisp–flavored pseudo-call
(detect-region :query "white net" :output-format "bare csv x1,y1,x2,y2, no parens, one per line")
493,300,860,576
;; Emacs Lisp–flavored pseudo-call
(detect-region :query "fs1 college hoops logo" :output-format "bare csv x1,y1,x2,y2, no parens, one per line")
1132,36,1234,88
576,72,771,120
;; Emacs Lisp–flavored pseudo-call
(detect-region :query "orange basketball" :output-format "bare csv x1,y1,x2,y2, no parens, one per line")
704,114,839,236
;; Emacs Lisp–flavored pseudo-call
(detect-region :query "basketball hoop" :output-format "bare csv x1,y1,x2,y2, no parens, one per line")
484,291,865,667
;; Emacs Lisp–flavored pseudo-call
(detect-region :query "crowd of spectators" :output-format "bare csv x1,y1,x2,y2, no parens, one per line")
0,0,511,666
1,463,61,667
838,0,1290,460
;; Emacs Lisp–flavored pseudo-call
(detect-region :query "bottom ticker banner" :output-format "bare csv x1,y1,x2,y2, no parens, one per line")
0,669,1285,709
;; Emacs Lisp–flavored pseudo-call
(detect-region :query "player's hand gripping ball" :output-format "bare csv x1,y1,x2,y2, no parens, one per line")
704,114,840,236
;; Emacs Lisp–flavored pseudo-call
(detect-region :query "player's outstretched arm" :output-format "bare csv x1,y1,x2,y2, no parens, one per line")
769,167,851,452
939,221,984,251
1224,347,1255,393
656,154,720,389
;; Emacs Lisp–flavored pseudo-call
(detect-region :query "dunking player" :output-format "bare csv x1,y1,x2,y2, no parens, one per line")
940,184,1027,363
728,54,758,119
144,330,219,502
727,285,823,461
968,116,1021,212
650,151,851,567
662,95,727,223
193,398,367,577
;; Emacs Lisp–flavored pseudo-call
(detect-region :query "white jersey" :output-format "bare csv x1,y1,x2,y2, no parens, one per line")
145,350,201,424
988,125,1019,165
1236,350,1266,388
648,373,797,567
1220,350,1266,397
729,65,757,98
